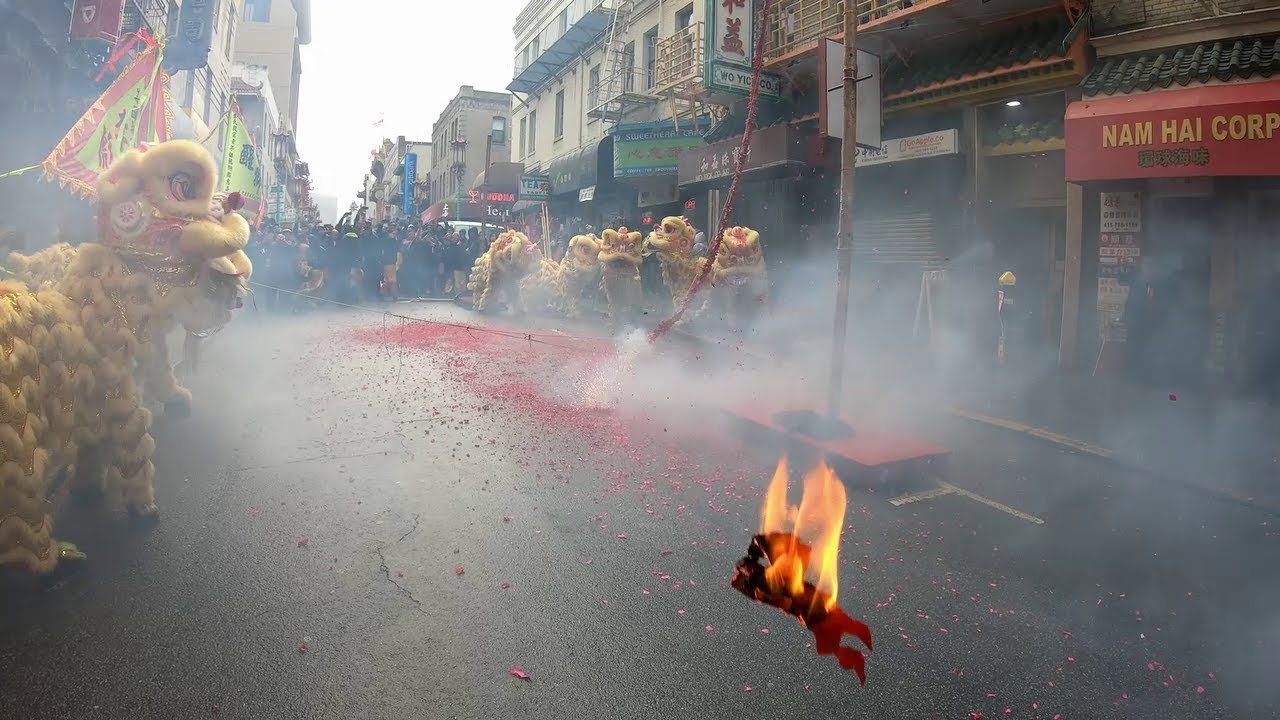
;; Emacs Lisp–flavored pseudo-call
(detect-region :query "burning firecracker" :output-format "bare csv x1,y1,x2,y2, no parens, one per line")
730,456,874,684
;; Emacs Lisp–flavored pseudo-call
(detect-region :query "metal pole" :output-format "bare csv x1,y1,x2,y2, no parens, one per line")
825,0,858,419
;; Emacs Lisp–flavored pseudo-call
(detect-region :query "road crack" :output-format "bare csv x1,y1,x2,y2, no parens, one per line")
398,513,421,542
375,543,429,616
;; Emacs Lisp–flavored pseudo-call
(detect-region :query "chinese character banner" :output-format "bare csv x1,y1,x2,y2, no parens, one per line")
41,44,171,199
221,110,263,203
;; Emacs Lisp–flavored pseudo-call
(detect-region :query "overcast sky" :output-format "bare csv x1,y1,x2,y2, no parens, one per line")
296,1,528,212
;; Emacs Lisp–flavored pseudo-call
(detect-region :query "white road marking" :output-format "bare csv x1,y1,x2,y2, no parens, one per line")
888,486,958,506
939,482,1045,525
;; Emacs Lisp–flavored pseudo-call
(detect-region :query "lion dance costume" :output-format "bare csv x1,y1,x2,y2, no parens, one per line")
711,226,769,331
520,234,602,319
643,216,706,320
598,227,643,327
0,139,252,573
467,230,539,315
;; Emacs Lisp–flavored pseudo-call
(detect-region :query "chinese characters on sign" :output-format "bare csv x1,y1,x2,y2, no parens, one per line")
1099,191,1141,233
703,0,781,98
164,0,215,71
1097,192,1143,342
1064,85,1280,181
70,0,126,43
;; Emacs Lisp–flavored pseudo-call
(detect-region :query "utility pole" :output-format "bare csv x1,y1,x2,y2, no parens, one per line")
825,0,858,419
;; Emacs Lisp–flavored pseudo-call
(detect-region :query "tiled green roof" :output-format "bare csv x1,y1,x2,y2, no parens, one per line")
982,118,1064,146
704,90,818,143
1081,35,1280,96
883,17,1072,98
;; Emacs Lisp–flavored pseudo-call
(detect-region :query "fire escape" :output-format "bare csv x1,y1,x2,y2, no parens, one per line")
653,20,712,129
586,0,655,125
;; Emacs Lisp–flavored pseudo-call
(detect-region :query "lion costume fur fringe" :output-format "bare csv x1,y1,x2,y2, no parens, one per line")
467,230,539,314
0,139,252,574
598,227,643,324
519,234,602,319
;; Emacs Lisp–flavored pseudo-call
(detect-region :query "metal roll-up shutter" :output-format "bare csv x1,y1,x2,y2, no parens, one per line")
852,211,943,268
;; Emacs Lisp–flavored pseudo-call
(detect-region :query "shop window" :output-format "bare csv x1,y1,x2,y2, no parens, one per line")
676,4,693,29
588,64,601,109
519,116,528,158
529,109,537,154
554,91,565,140
643,27,658,89
245,0,271,23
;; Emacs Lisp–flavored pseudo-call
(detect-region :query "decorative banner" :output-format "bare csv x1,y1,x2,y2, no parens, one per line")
613,124,708,177
165,0,216,71
41,45,171,199
703,0,782,98
70,0,126,43
221,108,264,203
403,152,418,216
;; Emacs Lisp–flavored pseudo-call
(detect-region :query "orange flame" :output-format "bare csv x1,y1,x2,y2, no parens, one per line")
760,456,848,611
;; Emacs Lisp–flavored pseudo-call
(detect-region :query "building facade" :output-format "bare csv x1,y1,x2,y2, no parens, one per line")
1063,0,1280,393
371,136,432,223
426,86,512,219
508,0,705,234
236,0,312,130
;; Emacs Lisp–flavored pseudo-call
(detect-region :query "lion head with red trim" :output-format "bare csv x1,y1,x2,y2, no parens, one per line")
599,227,643,268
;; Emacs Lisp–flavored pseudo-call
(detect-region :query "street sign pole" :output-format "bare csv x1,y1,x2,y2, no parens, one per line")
826,0,858,419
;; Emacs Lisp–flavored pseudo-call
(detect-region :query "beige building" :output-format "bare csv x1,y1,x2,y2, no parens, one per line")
428,86,513,208
237,0,313,130
507,0,705,223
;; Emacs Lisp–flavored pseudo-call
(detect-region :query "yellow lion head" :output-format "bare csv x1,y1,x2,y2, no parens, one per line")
96,139,251,261
713,226,766,280
488,230,540,274
599,227,643,267
643,215,696,258
567,234,601,270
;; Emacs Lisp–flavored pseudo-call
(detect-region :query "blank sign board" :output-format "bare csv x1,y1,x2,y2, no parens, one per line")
820,38,882,150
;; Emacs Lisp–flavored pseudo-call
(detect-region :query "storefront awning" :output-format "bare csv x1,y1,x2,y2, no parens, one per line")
1066,80,1280,182
548,139,605,195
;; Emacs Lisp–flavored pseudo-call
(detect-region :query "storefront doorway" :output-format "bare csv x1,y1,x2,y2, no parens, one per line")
1127,197,1213,388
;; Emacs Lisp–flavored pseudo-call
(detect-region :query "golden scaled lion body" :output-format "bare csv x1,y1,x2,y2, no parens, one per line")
0,139,253,574
711,226,769,330
643,216,706,313
519,234,602,319
468,230,540,314
598,227,643,325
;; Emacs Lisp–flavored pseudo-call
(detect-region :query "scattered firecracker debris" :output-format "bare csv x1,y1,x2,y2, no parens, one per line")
616,533,628,539
455,566,465,576
297,643,308,654
500,582,511,589
397,570,405,577
503,515,513,522
1169,393,1177,401
210,704,221,714
296,537,309,547
970,713,983,720
511,666,531,680
660,549,674,555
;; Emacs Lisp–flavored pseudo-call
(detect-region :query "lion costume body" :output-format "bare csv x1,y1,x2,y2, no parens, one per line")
643,216,706,316
519,234,602,319
467,230,539,315
710,226,768,331
0,139,252,573
598,227,643,327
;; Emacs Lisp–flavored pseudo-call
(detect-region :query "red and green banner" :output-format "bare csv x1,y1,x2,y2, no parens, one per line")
41,43,172,199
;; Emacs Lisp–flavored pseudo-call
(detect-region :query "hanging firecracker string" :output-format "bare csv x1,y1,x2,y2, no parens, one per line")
649,0,773,343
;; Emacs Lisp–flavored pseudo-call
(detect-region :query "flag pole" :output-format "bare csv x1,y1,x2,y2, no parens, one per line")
825,0,859,419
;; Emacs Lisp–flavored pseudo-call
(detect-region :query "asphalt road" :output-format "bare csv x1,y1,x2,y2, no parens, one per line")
1,302,1276,720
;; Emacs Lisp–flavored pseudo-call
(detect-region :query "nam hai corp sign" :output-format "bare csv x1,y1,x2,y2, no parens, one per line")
1066,81,1280,181
703,0,781,99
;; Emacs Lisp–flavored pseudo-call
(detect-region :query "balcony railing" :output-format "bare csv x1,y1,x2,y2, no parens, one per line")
654,21,703,93
769,0,913,61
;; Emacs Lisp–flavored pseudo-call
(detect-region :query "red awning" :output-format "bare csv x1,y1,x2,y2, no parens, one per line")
1065,80,1280,182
